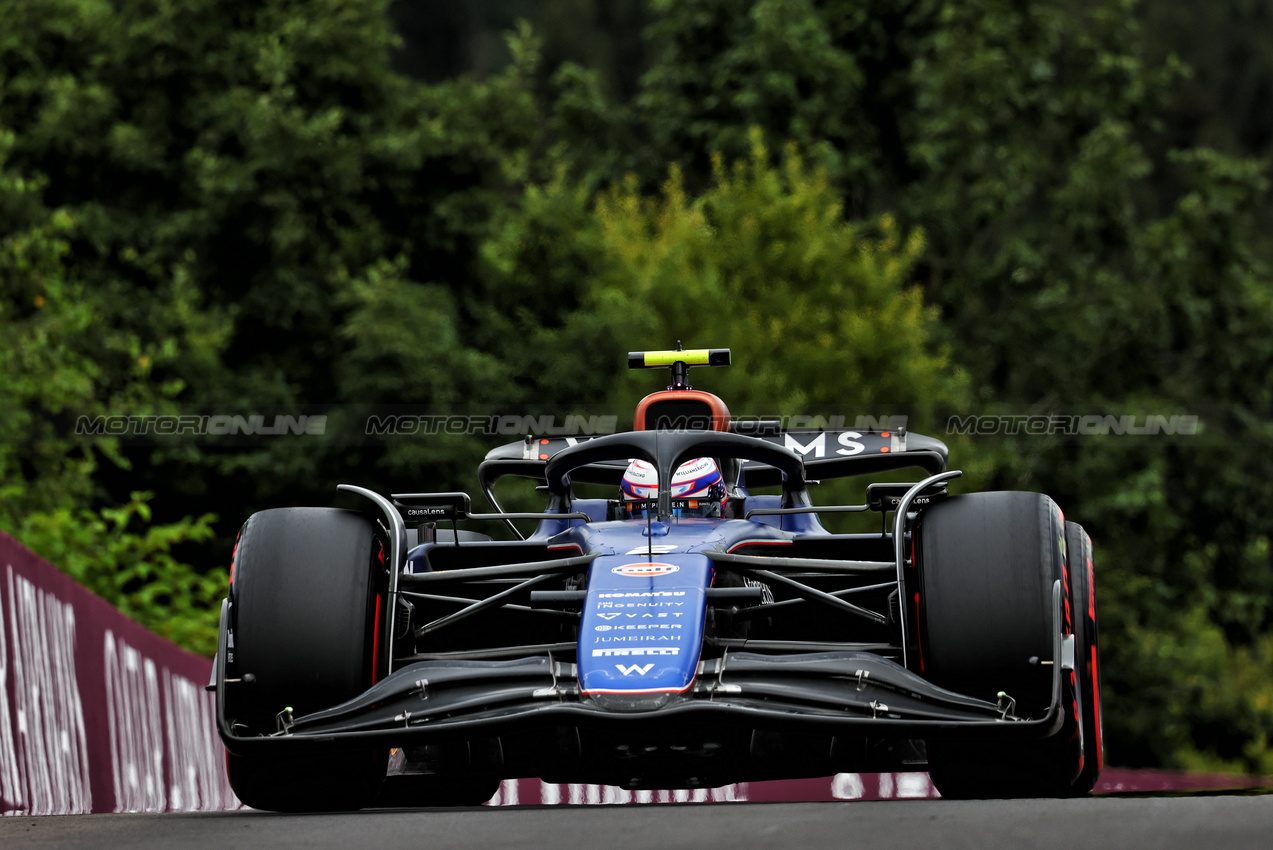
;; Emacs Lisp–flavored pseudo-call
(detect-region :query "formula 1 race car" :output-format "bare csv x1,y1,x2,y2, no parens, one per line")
213,348,1103,811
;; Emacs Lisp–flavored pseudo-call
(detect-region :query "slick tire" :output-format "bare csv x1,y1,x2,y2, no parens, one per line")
225,507,387,812
915,491,1079,799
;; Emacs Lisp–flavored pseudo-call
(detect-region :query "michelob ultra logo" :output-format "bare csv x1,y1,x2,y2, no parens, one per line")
611,562,680,578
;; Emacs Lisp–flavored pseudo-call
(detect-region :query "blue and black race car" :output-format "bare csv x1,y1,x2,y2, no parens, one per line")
213,348,1102,810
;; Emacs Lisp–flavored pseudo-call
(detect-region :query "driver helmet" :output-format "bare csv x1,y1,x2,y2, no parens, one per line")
620,457,726,518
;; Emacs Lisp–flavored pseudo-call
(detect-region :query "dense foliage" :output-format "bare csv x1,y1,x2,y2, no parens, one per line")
1,0,1270,772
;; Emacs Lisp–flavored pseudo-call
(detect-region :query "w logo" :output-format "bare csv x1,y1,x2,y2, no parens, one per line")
615,663,655,677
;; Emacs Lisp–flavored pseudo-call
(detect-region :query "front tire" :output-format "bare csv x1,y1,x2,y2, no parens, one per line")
225,507,387,812
915,491,1080,798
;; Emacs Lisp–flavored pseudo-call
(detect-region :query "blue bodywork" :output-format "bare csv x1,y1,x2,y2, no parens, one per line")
578,551,709,694
540,516,793,697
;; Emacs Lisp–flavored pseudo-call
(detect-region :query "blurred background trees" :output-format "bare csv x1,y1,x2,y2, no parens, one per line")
2,0,1271,773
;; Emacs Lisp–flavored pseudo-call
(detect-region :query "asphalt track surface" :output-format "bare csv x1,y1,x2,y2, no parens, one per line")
4,793,1272,850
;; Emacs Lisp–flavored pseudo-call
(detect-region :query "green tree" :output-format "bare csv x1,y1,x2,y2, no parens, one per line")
583,133,963,417
469,131,966,515
633,0,1273,771
0,132,223,654
0,0,505,647
0,2,548,529
0,2,634,571
1138,0,1273,160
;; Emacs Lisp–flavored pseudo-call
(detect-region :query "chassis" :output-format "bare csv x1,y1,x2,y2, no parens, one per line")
213,348,1103,810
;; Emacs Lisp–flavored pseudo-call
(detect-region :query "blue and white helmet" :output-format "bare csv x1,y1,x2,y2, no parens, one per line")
620,457,726,518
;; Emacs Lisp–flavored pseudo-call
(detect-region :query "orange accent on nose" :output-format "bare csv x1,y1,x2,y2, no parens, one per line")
880,447,890,453
539,453,549,460
881,431,890,438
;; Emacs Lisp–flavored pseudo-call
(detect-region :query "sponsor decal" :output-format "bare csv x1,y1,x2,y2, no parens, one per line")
598,601,685,610
616,664,655,677
594,612,683,619
597,612,623,621
595,636,678,643
598,591,686,599
611,563,680,578
404,507,451,518
877,495,939,509
1,548,236,815
675,457,716,476
783,431,868,458
591,648,680,657
594,624,682,633
593,623,677,631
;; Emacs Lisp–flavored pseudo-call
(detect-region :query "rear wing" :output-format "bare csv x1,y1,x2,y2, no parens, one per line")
477,427,948,492
749,428,949,486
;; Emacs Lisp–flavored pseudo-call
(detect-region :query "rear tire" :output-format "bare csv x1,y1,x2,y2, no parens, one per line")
916,491,1079,799
1065,521,1103,794
225,507,387,812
